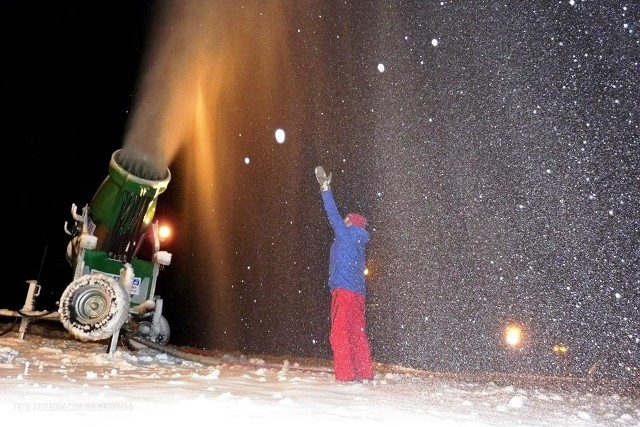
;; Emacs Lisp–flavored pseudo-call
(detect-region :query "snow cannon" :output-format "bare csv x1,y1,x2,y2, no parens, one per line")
59,148,172,351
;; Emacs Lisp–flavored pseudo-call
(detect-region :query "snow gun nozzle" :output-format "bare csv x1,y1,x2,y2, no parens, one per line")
88,149,171,262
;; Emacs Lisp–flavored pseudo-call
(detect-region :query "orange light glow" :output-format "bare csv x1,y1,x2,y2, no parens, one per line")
504,324,523,348
158,225,171,241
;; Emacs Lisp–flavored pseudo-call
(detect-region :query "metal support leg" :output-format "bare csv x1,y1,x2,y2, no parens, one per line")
108,329,120,354
18,280,41,340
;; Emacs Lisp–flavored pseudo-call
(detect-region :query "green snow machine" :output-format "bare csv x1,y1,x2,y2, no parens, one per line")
59,148,172,352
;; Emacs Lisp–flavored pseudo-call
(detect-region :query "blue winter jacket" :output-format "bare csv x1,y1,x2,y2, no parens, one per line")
321,189,370,296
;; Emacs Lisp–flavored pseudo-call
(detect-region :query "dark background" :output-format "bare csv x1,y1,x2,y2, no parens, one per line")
3,2,638,379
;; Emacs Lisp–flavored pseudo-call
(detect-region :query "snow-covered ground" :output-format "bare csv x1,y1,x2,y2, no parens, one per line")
0,321,638,426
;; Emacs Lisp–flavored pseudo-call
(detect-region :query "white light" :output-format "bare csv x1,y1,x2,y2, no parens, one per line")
377,63,385,73
275,128,285,144
244,157,250,164
431,38,438,47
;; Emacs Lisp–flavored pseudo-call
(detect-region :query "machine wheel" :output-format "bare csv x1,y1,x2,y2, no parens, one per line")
122,315,171,351
58,274,130,341
152,315,171,344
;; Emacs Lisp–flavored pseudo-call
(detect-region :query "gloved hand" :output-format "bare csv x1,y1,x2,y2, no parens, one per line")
315,166,332,191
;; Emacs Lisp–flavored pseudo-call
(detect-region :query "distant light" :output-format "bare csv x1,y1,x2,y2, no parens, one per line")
552,343,568,356
244,157,250,164
377,63,385,73
431,38,438,47
364,267,369,276
275,128,285,144
504,324,523,348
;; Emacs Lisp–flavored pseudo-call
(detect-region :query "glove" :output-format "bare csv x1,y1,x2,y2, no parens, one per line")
315,166,332,191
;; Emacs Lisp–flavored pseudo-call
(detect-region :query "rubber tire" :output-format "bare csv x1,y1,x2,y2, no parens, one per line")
58,274,131,342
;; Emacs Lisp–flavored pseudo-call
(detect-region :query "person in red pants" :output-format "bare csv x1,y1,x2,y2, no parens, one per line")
315,166,374,382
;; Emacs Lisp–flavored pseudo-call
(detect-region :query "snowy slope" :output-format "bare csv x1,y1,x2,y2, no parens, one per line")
0,321,638,425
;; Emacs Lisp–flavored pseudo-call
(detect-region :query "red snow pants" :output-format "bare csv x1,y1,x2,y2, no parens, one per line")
330,288,373,381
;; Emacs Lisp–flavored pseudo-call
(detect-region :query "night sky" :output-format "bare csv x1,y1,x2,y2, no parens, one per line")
4,2,639,379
